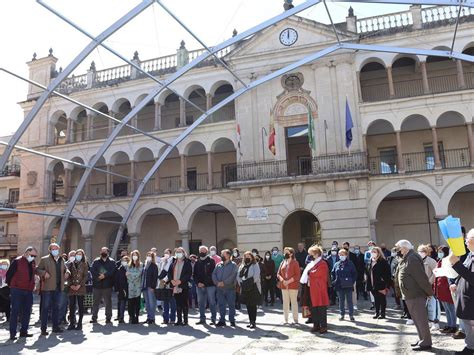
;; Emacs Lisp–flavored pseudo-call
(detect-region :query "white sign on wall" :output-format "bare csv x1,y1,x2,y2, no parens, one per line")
247,207,268,221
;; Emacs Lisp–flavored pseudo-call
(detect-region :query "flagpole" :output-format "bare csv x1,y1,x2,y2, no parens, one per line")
261,127,267,161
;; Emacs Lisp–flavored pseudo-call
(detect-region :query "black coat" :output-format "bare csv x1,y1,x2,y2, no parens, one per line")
352,253,366,281
168,259,192,290
114,266,128,300
193,257,215,287
367,259,391,291
143,262,158,289
453,253,474,320
90,257,116,289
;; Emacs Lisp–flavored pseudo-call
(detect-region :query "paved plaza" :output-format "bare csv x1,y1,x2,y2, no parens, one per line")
0,299,466,354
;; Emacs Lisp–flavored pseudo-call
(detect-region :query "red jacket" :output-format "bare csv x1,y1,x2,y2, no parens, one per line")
277,259,301,290
309,259,329,307
7,256,36,292
433,260,453,304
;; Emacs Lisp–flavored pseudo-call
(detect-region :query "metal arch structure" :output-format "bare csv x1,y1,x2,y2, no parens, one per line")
0,0,472,256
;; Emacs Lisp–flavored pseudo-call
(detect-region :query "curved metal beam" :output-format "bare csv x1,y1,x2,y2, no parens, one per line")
0,0,155,171
110,44,473,256
55,0,326,245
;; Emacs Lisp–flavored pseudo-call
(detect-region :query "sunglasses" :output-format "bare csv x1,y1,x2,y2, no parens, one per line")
30,255,37,258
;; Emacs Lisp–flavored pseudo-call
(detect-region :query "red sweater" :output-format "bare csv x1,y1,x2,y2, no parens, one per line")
277,259,301,290
7,256,36,291
433,260,454,304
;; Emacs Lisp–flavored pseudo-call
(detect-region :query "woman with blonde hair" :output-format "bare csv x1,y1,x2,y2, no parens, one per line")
127,250,142,324
168,247,192,326
277,247,301,324
301,245,329,334
67,249,88,330
367,246,391,319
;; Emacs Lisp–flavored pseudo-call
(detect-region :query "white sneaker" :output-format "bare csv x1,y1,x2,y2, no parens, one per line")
406,319,414,325
431,323,440,331
354,305,358,310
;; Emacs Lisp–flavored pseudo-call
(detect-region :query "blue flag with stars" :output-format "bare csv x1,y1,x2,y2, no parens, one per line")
345,98,353,149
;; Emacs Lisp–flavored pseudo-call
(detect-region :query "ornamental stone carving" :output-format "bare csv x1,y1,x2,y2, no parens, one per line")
326,181,335,201
292,183,303,209
27,171,37,187
349,179,359,200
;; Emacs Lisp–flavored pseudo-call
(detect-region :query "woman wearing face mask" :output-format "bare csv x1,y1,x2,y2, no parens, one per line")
237,251,262,328
331,249,357,321
67,249,88,330
231,248,242,310
262,251,275,306
159,248,177,324
127,250,143,324
114,255,130,324
433,246,457,334
277,247,301,324
142,251,158,325
417,244,440,330
366,247,391,319
0,259,11,322
168,247,192,326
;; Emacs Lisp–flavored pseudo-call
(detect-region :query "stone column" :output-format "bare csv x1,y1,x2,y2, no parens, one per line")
180,154,187,191
64,168,72,199
386,66,395,98
83,234,93,260
179,98,186,127
466,123,474,167
129,160,136,195
86,114,93,140
65,119,72,143
456,60,466,89
420,61,430,94
431,127,442,169
106,164,113,197
395,131,405,173
369,220,377,243
154,102,162,131
179,230,191,253
129,233,139,251
207,151,213,190
206,93,213,110
362,134,367,152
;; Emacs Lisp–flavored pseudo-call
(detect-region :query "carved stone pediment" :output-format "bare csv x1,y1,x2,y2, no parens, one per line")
27,171,37,187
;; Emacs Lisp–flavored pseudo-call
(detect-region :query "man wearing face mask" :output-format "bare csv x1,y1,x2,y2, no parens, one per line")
193,246,217,325
352,245,367,301
90,247,116,324
212,249,238,327
6,246,37,340
36,243,70,335
209,246,221,265
271,247,284,302
326,247,340,306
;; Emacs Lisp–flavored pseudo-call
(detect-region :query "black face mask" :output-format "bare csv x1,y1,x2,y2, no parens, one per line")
199,252,207,258
101,252,108,258
397,251,403,258
244,258,251,264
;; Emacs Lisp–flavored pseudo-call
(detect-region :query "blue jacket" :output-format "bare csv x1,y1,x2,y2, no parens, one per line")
331,259,357,291
142,262,158,290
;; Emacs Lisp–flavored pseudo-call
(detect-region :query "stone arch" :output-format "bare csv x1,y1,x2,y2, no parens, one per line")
436,111,466,128
281,209,321,248
209,80,234,96
439,175,474,216
183,84,206,99
368,181,443,221
400,114,432,131
273,91,317,119
127,200,183,234
211,137,236,153
182,141,207,156
134,147,155,162
86,205,127,236
183,196,237,231
358,57,387,72
365,119,395,135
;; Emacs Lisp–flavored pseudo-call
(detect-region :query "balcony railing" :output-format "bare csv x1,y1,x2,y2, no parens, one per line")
0,164,20,177
237,152,368,182
0,234,18,246
369,148,471,175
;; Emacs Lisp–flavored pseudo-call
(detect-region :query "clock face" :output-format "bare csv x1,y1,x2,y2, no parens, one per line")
279,28,298,46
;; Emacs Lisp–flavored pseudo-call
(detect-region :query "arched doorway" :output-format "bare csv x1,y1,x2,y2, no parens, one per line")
91,211,125,258
448,183,474,232
375,190,439,249
138,208,179,255
282,210,320,249
189,204,237,255
48,218,83,253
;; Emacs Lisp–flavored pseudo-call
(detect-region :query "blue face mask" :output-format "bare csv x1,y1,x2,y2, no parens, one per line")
438,252,444,259
75,255,83,262
51,249,59,257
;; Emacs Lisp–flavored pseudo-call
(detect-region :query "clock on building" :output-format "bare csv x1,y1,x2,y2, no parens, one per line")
279,28,298,46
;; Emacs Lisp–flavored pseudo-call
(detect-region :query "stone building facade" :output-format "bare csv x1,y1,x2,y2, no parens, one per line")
12,5,474,258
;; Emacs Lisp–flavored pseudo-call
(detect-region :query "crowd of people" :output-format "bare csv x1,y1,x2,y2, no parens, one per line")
0,229,473,354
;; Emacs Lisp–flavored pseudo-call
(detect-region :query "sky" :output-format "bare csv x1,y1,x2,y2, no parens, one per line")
0,0,409,137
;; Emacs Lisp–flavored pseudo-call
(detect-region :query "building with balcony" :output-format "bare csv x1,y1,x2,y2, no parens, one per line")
12,5,474,258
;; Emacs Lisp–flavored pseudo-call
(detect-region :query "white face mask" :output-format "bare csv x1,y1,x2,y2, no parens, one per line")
69,256,75,263
371,252,378,260
121,261,128,267
0,265,7,270
27,255,35,263
210,250,216,256
51,249,59,257
252,252,257,257
265,255,270,260
176,252,183,259
132,255,138,261
339,255,347,262
163,254,170,259
331,251,337,256
391,252,397,257
146,256,152,262
419,252,426,259
233,252,238,257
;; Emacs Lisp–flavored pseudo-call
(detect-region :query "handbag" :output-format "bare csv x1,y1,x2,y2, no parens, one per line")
155,288,172,301
241,277,255,293
340,277,354,289
302,306,312,318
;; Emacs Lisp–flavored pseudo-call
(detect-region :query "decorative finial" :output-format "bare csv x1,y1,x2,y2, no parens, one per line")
348,6,354,17
180,40,186,49
89,61,96,71
32,52,37,61
232,29,238,37
133,51,139,61
59,67,63,73
283,0,294,11
48,48,53,56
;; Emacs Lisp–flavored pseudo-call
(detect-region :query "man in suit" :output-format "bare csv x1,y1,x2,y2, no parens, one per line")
449,229,474,355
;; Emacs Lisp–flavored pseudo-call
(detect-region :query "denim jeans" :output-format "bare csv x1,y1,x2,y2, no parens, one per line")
216,287,236,323
117,299,127,321
162,297,176,323
59,291,68,322
143,288,157,321
197,285,216,322
441,301,457,328
338,288,354,317
460,319,474,350
426,296,440,322
41,289,62,331
9,288,33,337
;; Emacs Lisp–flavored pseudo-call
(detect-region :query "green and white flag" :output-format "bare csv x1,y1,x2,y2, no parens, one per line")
307,106,316,154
